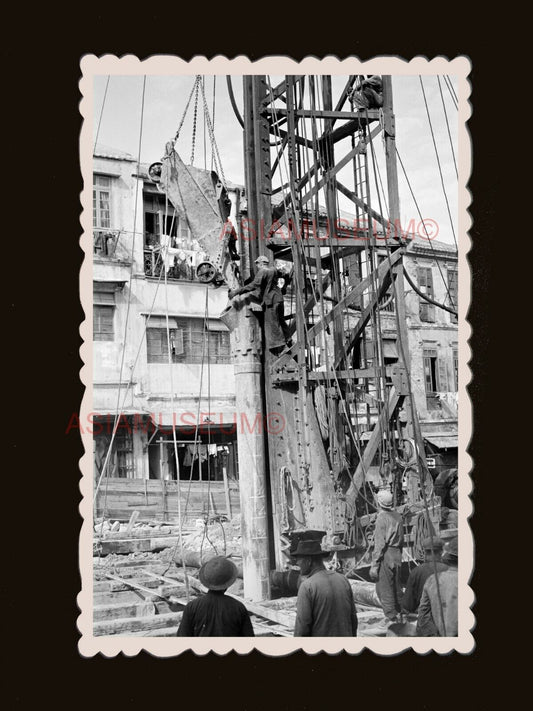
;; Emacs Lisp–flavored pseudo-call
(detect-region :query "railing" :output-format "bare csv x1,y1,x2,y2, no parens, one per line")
94,230,120,257
144,247,199,282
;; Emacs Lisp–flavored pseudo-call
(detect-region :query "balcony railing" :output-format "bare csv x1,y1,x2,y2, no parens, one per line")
94,230,120,257
144,246,201,282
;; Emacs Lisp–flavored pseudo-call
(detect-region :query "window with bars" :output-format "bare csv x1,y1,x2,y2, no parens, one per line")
417,266,435,322
94,305,115,341
146,318,231,364
93,174,112,229
447,268,458,323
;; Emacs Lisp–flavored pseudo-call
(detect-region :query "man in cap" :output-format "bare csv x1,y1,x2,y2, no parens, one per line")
401,536,448,615
177,556,254,636
369,489,404,625
417,538,459,636
229,255,291,351
293,539,358,636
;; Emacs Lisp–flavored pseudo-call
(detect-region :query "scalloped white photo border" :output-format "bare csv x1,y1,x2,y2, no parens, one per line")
78,54,474,657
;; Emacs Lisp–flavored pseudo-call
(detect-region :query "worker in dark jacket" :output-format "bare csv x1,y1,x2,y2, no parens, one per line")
401,536,448,615
350,75,384,110
229,255,291,351
177,556,254,637
293,539,358,637
369,489,404,625
417,538,459,636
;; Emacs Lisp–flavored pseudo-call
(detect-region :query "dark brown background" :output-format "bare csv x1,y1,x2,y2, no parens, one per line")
5,12,501,709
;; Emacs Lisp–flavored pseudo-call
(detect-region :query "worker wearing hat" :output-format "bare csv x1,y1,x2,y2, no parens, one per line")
177,556,254,637
350,75,384,111
369,489,404,626
228,255,292,351
401,536,448,615
292,539,358,636
417,538,459,636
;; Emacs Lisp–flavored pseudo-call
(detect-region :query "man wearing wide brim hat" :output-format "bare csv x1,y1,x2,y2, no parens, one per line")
292,539,358,637
369,489,404,626
177,556,254,637
401,536,448,615
417,538,459,636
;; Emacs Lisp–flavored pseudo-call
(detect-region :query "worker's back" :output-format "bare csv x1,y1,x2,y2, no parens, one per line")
294,569,358,637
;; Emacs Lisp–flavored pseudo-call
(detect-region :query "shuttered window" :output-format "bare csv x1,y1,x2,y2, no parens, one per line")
418,266,435,322
147,318,230,364
94,305,114,341
93,175,112,229
423,348,438,393
447,268,458,323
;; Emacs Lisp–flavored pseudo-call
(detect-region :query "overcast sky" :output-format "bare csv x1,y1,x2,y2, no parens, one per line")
92,73,459,246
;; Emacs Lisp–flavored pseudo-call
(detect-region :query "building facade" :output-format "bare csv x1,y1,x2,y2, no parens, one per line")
92,145,458,503
92,145,239,496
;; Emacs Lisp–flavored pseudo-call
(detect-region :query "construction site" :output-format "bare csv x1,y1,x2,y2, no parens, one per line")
89,69,462,640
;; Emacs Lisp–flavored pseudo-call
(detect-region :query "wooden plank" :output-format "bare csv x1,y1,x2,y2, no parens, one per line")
228,595,295,630
94,612,183,636
93,600,156,621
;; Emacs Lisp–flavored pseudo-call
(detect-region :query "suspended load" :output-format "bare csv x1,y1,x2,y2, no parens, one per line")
149,142,240,289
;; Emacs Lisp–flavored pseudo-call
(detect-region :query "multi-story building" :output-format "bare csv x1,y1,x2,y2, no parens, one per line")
92,145,457,519
92,145,240,503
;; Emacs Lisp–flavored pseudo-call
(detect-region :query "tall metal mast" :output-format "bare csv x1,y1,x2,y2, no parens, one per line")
230,74,431,599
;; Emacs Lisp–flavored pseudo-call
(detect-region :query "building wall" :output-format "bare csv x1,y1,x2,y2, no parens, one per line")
92,151,237,481
404,243,458,424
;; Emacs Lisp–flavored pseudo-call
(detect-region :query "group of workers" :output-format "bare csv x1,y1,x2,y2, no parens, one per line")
181,253,458,639
177,488,458,637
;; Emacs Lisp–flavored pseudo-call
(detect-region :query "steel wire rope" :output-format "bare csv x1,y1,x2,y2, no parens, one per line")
265,76,320,524
395,147,456,310
97,76,147,534
419,76,458,252
162,194,191,601
94,75,110,152
366,109,397,485
267,76,377,521
444,75,458,109
367,126,449,633
292,82,375,513
437,76,458,179
360,111,388,483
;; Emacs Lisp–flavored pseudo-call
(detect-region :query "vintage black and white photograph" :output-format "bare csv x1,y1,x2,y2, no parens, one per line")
77,55,473,655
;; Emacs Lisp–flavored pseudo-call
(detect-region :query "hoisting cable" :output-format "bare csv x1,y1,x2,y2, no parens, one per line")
163,198,191,602
444,75,458,109
293,88,376,513
211,76,217,171
402,265,457,315
437,76,458,179
395,147,456,310
226,75,245,128
94,75,110,151
367,125,448,634
96,76,147,538
419,76,458,252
